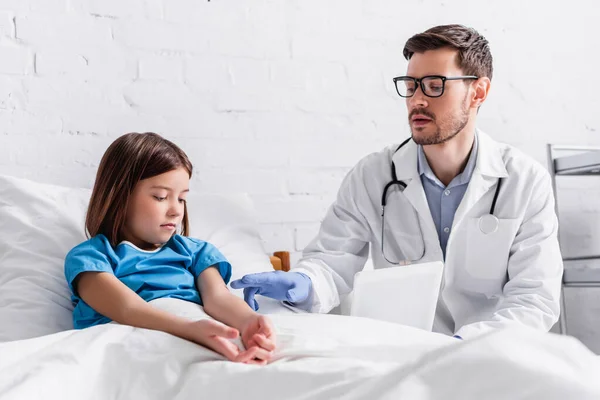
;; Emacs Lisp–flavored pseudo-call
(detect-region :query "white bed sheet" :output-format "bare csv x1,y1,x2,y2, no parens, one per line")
0,299,598,400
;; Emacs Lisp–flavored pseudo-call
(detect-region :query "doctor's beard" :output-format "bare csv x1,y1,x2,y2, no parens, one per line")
410,93,470,146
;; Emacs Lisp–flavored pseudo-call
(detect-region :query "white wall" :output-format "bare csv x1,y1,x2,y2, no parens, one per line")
1,0,599,351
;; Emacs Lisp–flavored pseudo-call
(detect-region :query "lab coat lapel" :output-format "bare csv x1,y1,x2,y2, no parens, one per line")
452,131,509,230
391,140,438,237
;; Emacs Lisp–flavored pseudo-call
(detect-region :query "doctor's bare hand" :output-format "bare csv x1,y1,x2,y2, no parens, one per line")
230,271,312,311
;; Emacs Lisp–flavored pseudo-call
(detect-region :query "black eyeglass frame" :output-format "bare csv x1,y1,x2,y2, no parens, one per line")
392,75,478,98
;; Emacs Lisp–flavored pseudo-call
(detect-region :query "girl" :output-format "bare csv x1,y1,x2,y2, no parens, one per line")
64,132,275,364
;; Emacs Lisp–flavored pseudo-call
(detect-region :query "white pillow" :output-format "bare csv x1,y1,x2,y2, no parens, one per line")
185,192,274,283
0,174,273,342
0,175,90,342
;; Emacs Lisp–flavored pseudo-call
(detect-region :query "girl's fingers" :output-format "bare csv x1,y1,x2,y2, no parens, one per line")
252,333,276,352
204,320,239,339
234,346,260,363
246,338,258,349
258,316,274,337
247,346,273,362
244,357,268,366
196,319,275,365
209,336,241,361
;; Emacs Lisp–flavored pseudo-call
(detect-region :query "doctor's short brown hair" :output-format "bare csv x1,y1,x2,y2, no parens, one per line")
403,24,493,80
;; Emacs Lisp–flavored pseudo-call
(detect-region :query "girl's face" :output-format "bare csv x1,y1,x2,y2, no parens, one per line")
122,167,190,250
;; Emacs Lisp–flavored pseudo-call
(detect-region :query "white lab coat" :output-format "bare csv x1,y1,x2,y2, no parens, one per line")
292,131,563,339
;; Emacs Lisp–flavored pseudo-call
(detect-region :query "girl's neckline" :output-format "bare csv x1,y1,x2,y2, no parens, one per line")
118,240,165,254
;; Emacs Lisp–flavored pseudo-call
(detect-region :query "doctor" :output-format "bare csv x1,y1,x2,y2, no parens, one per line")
231,24,563,339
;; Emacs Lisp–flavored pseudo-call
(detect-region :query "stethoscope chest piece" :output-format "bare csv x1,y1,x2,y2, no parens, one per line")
478,214,499,235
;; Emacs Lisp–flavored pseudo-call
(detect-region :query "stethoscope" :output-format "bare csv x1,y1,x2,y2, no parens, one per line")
380,137,502,265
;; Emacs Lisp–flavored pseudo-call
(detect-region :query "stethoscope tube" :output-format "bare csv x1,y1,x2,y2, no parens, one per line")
381,137,503,264
381,137,412,209
489,176,501,216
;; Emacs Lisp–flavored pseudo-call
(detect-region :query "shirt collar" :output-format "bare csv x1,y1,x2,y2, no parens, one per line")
417,132,479,188
118,240,166,253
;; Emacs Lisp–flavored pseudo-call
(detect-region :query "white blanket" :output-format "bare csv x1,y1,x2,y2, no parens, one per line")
1,299,599,400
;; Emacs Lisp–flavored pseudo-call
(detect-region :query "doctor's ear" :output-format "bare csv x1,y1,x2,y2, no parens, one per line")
470,77,491,109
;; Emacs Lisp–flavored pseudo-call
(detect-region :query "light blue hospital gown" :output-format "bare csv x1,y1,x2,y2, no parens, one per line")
64,234,231,329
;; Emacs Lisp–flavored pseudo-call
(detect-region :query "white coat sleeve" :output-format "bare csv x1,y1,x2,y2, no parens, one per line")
455,171,563,339
289,165,373,314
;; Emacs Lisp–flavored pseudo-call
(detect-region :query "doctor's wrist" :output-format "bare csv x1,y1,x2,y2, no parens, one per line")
291,272,312,303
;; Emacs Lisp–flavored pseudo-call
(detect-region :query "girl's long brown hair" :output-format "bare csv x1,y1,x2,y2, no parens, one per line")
86,132,193,246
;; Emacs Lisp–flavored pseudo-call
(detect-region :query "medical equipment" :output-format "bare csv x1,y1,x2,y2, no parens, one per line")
381,137,503,264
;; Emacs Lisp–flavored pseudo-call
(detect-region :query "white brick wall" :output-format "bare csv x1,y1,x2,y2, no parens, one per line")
1,0,600,351
0,46,31,74
0,11,14,39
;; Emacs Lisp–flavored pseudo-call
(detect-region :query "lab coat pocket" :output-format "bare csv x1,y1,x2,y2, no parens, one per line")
463,217,520,296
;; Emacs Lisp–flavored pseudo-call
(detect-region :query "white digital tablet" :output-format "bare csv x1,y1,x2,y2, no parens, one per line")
349,261,444,331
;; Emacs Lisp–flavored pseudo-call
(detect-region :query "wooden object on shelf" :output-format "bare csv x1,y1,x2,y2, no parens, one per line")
269,251,291,272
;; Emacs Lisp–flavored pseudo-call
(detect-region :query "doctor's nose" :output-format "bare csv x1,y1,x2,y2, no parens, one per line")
407,88,429,109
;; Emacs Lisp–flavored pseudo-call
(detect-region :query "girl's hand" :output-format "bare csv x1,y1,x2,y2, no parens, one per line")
187,319,264,363
239,314,277,365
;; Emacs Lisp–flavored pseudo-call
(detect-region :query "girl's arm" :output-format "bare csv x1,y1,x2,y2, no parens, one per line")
75,271,261,363
198,267,277,362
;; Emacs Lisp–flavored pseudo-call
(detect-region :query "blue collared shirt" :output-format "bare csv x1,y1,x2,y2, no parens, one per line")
417,134,478,259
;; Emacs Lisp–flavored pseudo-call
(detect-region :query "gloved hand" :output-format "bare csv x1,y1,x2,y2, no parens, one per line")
230,271,312,311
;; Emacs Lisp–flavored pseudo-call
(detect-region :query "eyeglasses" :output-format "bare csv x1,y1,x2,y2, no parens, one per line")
393,75,478,98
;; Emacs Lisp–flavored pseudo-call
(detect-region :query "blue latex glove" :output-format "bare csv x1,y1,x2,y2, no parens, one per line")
230,271,312,311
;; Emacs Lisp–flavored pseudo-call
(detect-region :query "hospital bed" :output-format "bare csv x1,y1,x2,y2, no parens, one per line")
0,174,599,400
